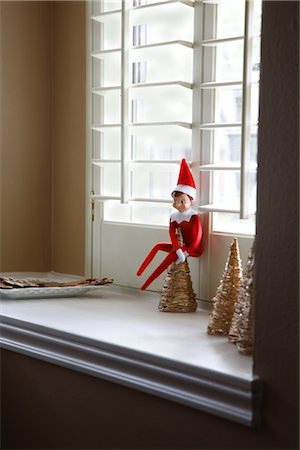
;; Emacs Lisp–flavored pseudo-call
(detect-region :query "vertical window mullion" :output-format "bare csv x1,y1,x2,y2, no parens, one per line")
209,4,218,213
240,0,254,219
198,2,218,207
121,0,130,204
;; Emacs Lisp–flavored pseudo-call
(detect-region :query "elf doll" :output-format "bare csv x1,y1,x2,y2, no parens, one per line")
137,158,203,290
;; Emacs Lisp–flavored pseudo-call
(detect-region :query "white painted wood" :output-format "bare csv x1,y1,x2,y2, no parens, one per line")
131,81,192,89
132,0,195,11
85,1,94,278
91,123,121,129
127,197,173,203
202,35,244,46
132,39,193,50
0,281,261,427
129,160,182,165
199,204,240,214
92,9,122,19
201,80,243,88
92,48,121,55
121,0,130,203
92,159,121,165
92,85,121,93
200,163,241,170
199,122,242,129
240,0,254,219
199,163,257,171
131,121,192,128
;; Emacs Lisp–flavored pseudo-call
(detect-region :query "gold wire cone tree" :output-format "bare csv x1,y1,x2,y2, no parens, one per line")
159,229,197,313
207,238,243,335
229,243,254,344
236,244,255,356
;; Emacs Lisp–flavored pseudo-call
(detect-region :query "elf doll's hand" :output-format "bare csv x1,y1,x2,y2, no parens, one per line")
176,248,187,264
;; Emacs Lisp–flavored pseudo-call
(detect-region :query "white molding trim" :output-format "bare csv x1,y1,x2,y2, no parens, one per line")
0,316,261,427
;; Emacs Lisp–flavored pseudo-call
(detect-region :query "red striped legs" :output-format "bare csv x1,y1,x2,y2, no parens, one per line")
138,243,177,290
136,242,173,276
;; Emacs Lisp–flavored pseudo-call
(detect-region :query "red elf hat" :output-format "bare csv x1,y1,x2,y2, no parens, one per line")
172,158,196,200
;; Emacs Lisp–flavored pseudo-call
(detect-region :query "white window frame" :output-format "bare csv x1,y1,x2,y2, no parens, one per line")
86,0,261,301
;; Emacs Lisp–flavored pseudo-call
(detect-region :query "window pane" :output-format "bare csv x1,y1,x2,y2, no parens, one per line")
93,13,121,51
92,130,102,159
92,128,121,160
131,125,191,161
250,126,258,163
93,0,121,14
92,165,101,195
93,91,121,125
92,21,103,52
212,212,256,235
93,53,121,88
130,85,192,123
130,164,178,200
92,58,102,88
251,37,261,83
251,84,259,123
217,0,245,39
89,0,261,236
130,45,193,84
103,200,131,223
212,170,256,211
213,128,241,163
130,2,193,45
215,87,242,123
212,127,258,165
215,41,244,82
103,200,172,227
253,0,263,36
94,162,121,197
213,171,240,209
131,202,172,226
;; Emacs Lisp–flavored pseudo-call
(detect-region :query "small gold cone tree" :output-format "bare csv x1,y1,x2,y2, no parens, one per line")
207,238,243,335
236,244,255,356
159,229,197,313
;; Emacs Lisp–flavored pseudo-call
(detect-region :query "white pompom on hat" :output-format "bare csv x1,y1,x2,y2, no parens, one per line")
172,158,197,200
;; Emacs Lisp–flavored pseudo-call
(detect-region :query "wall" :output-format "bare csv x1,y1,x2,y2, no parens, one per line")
51,1,86,276
0,349,290,450
0,1,52,272
0,1,299,450
0,1,86,276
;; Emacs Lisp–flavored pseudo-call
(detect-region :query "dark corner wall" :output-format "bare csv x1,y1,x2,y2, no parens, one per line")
254,0,299,448
0,1,299,450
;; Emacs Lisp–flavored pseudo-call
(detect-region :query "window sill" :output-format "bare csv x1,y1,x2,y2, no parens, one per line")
0,273,261,427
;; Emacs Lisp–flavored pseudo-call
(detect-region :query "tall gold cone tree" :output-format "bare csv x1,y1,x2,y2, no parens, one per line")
236,244,255,356
159,229,197,313
207,238,243,335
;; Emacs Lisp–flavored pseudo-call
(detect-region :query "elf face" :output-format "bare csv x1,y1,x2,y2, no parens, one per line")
172,192,192,213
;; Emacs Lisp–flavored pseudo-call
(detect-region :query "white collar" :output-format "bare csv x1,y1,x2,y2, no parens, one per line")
170,209,198,224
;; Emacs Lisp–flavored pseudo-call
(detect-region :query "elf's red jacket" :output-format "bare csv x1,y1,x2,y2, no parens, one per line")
169,209,203,257
137,209,203,290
